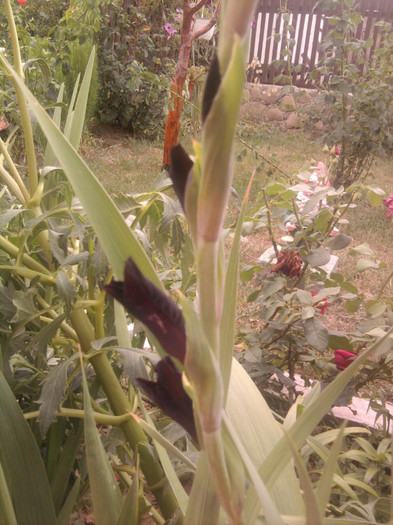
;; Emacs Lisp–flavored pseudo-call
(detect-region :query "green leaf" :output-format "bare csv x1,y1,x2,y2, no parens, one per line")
355,259,379,272
0,370,57,524
115,463,140,525
44,83,64,166
308,249,331,268
367,190,383,207
56,477,80,525
220,175,253,398
38,354,79,436
81,360,123,525
326,233,352,250
315,424,346,515
0,460,17,525
303,317,329,351
139,398,189,516
350,242,374,256
4,55,160,284
185,453,221,525
229,360,304,521
30,313,66,356
243,328,393,523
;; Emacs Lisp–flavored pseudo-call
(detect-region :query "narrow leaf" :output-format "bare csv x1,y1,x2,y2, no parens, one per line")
0,370,57,524
81,361,123,525
4,56,159,284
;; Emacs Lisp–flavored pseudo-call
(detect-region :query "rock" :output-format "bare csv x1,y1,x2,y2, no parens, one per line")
266,107,284,122
286,112,300,129
261,87,280,104
242,102,266,122
280,94,296,111
250,84,262,101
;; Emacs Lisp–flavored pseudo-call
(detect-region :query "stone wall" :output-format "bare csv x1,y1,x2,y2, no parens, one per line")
241,82,326,132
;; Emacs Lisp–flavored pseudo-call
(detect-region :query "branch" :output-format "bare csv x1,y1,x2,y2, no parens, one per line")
192,14,217,41
190,0,210,17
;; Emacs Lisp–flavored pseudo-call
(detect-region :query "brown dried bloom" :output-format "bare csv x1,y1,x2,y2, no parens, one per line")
271,249,302,278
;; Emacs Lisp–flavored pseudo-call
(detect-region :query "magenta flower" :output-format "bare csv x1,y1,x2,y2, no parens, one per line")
165,22,177,39
383,194,393,218
334,144,340,156
334,350,357,370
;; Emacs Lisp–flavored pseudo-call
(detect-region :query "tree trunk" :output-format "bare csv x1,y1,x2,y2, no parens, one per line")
162,5,194,169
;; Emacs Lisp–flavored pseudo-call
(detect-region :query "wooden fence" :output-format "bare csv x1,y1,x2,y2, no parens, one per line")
248,0,393,87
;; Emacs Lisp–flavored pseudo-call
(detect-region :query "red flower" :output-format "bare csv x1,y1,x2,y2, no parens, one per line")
17,0,26,4
311,292,328,315
334,350,357,370
334,144,340,156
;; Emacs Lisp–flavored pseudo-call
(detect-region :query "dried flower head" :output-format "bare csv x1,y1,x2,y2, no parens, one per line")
271,249,302,278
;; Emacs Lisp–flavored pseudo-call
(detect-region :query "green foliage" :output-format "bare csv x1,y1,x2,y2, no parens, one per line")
311,0,393,187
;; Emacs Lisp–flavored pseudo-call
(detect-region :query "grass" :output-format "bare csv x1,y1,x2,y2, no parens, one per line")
81,121,393,304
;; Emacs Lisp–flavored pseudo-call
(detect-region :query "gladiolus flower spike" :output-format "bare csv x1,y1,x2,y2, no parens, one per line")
105,258,197,441
105,258,186,364
334,349,358,370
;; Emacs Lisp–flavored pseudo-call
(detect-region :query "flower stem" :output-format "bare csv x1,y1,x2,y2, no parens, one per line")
69,308,181,521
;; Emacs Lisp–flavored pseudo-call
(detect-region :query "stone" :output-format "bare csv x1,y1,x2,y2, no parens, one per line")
280,94,296,111
286,112,300,129
314,120,324,131
242,102,266,122
261,88,279,105
250,84,262,101
266,107,284,122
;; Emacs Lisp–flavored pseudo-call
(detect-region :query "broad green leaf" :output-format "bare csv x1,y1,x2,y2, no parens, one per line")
355,258,379,272
3,56,160,284
303,317,329,351
326,233,352,251
349,242,374,257
228,359,304,521
185,452,221,525
0,370,57,524
38,354,79,435
0,460,17,525
307,249,331,268
81,362,123,525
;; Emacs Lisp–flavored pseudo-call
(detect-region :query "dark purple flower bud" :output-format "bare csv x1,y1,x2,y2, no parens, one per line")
138,357,197,442
169,144,193,210
105,258,186,363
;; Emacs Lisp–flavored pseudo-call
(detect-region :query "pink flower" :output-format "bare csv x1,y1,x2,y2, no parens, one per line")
383,194,393,218
312,292,328,315
334,350,357,370
165,23,177,39
17,0,26,4
334,144,340,156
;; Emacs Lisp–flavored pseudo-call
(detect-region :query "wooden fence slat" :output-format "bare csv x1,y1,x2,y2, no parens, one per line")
248,0,393,87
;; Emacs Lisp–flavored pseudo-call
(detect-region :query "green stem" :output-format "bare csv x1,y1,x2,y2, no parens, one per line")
4,0,38,196
0,137,29,202
263,189,279,258
35,294,78,340
376,267,393,300
196,239,220,356
24,407,132,426
0,164,26,204
69,308,181,522
0,234,52,274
